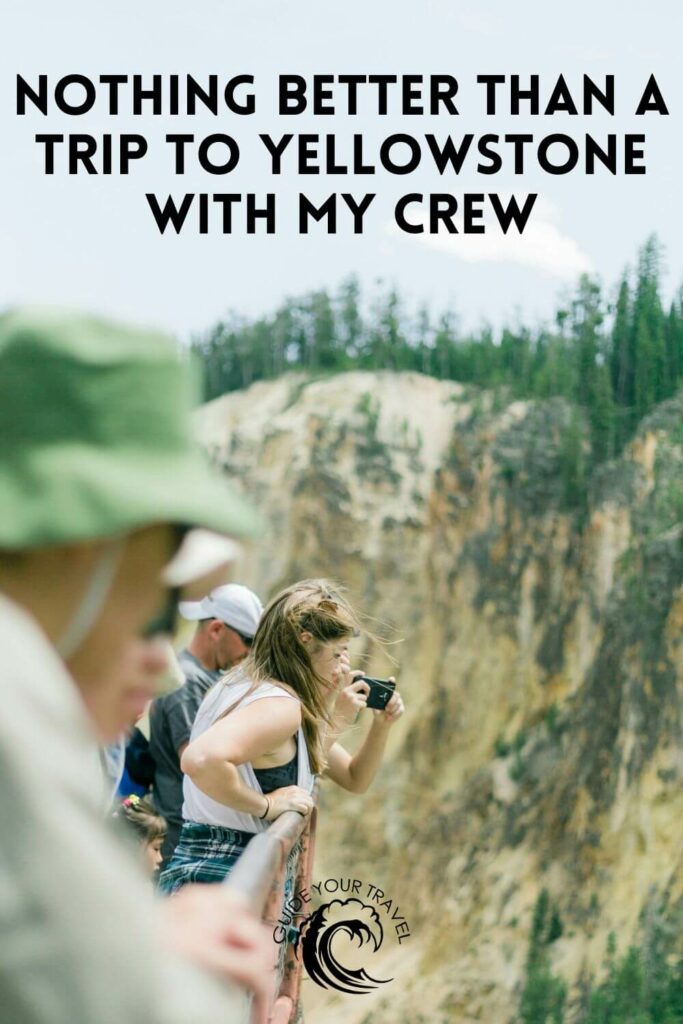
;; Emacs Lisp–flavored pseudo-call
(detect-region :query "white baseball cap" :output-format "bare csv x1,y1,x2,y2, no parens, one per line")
179,583,263,638
162,529,242,593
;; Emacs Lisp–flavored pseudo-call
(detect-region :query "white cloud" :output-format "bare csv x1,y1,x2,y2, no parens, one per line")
422,0,503,36
454,9,503,36
387,194,593,280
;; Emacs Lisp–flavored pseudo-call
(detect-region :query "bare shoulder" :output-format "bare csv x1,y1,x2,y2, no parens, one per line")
262,679,301,702
236,690,302,728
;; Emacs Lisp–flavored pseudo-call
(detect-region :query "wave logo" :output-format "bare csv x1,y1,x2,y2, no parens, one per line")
294,897,394,994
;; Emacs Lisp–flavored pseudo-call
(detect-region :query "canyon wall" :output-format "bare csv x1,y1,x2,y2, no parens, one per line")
196,371,683,1023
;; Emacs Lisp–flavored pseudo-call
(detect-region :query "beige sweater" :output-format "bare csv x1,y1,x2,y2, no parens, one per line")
0,594,249,1024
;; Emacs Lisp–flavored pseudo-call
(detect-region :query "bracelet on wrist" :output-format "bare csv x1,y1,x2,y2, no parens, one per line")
259,796,270,820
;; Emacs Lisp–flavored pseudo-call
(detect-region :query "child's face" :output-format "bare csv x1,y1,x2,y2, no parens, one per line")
143,836,163,875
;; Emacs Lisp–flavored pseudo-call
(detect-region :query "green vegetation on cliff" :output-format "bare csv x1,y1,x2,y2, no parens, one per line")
193,236,682,466
520,893,683,1023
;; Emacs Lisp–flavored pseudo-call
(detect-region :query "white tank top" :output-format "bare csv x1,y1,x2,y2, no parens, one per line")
182,671,314,833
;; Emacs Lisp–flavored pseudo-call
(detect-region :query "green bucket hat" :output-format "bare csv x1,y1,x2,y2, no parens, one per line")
0,308,258,550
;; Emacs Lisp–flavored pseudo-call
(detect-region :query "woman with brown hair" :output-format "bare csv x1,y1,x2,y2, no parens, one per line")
158,579,404,893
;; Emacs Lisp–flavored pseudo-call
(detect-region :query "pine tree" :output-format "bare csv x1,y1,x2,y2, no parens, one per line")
609,275,632,448
519,891,567,1024
271,299,297,377
559,410,588,509
412,303,432,375
337,276,363,361
570,275,603,402
433,311,457,379
610,276,631,399
307,289,337,369
664,289,683,397
589,361,616,463
631,235,667,425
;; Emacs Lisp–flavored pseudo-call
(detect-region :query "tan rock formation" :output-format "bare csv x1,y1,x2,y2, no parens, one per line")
197,372,683,1023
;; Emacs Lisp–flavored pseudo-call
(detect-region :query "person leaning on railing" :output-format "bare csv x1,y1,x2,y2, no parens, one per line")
158,579,405,894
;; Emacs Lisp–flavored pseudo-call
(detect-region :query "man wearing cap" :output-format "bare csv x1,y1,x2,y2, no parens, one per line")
150,584,263,867
0,310,272,1024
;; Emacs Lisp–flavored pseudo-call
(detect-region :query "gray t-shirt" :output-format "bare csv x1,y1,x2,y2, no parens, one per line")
149,651,221,847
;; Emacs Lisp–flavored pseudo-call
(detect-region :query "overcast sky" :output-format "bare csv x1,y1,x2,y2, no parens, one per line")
2,0,681,340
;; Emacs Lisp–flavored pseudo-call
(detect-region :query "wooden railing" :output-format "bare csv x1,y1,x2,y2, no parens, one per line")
224,784,318,1024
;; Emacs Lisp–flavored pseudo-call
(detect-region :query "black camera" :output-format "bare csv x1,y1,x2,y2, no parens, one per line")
358,676,396,711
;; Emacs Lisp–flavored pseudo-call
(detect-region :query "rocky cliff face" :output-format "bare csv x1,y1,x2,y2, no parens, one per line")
196,372,683,1023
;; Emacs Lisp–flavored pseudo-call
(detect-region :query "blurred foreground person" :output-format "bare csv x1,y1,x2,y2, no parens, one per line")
100,636,169,806
0,310,271,1024
150,584,263,868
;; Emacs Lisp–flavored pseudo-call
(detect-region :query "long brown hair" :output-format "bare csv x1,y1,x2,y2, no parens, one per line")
218,579,360,773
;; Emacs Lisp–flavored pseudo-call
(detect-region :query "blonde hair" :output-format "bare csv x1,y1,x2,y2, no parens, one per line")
113,795,166,846
217,579,360,773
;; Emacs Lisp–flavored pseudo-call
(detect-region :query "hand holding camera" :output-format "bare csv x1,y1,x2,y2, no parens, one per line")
375,683,405,726
337,672,405,726
358,676,404,726
333,672,371,726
